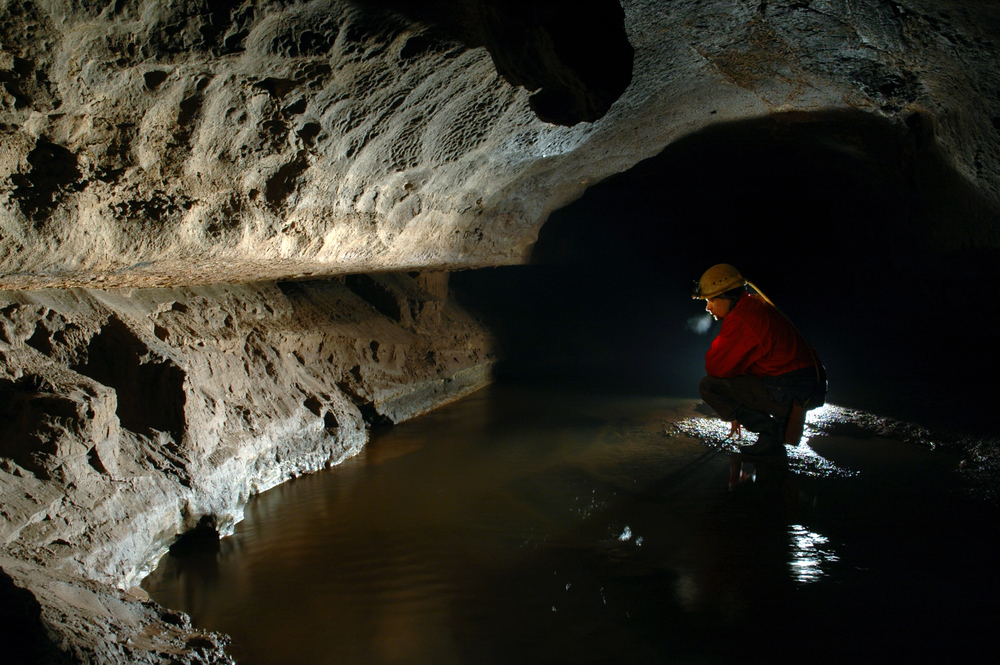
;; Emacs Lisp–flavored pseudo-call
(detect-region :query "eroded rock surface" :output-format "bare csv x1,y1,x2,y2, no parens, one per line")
0,273,492,663
1,0,998,289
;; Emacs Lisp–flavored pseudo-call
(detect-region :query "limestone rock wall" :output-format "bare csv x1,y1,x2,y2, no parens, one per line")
0,273,493,662
1,273,492,582
1,0,998,291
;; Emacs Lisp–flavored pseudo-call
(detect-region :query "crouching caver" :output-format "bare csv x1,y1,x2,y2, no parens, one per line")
693,264,827,455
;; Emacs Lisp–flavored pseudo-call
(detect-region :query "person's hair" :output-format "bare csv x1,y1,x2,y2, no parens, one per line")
719,285,746,303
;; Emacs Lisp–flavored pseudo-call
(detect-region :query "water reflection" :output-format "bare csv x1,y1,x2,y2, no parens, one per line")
142,385,998,664
673,404,859,479
788,524,839,584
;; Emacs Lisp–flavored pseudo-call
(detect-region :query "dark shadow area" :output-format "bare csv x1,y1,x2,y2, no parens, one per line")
0,567,73,665
453,110,1000,435
71,316,187,445
168,516,222,558
9,138,83,224
346,0,633,125
0,375,81,480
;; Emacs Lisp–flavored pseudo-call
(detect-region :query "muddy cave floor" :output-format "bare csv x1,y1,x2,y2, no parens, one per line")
142,382,1000,665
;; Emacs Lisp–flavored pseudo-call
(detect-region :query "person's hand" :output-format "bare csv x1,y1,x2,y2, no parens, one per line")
728,421,743,440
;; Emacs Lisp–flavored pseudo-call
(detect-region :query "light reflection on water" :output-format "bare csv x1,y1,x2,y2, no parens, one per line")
788,524,839,584
672,404,861,479
142,385,998,664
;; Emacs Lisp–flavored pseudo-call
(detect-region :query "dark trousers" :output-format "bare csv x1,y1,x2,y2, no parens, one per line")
699,368,821,439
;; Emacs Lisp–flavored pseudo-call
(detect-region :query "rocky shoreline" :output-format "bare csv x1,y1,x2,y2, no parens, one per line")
0,273,494,663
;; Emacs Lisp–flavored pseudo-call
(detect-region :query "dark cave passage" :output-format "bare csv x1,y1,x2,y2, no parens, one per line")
453,110,1000,435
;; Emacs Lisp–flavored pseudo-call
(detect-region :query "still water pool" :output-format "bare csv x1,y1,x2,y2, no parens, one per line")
142,385,998,664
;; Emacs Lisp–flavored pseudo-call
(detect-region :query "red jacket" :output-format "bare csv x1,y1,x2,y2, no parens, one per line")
705,294,816,378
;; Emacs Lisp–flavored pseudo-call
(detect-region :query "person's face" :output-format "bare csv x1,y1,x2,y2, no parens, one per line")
705,296,731,320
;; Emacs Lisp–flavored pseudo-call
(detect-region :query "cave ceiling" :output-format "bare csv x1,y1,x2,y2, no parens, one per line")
0,0,998,290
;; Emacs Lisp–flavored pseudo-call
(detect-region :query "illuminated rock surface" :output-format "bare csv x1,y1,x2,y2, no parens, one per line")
1,0,998,288
1,0,999,662
0,274,492,662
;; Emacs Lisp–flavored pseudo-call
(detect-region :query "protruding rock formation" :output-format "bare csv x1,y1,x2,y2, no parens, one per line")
1,274,492,662
2,0,996,289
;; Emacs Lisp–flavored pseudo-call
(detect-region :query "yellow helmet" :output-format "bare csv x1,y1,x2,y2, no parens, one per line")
692,264,746,299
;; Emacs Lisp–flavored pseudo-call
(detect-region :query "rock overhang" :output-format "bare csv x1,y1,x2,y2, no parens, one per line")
0,0,997,290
